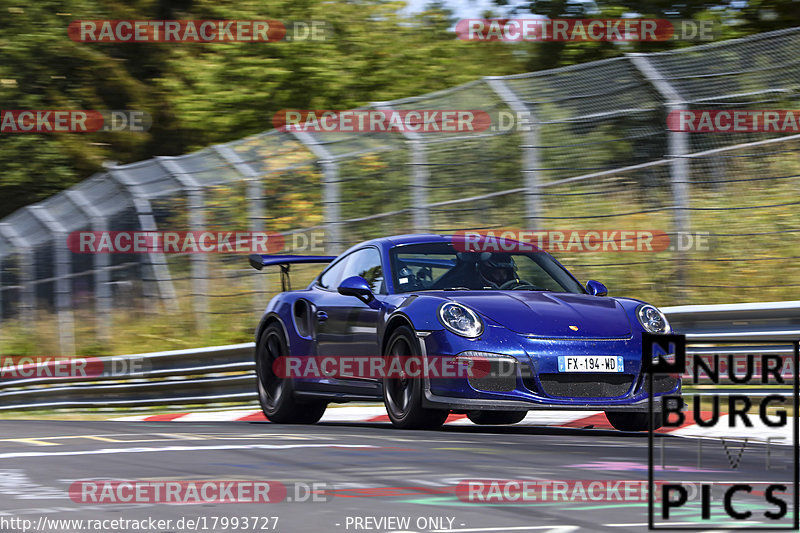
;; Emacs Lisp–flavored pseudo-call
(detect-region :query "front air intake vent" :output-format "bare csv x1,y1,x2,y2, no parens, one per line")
538,373,634,398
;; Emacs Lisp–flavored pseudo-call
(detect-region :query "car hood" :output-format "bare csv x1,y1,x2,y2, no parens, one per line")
440,291,633,338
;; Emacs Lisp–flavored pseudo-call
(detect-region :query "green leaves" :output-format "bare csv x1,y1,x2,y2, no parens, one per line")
0,0,522,217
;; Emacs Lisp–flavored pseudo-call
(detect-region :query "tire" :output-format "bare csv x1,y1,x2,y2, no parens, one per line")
605,411,662,432
382,326,449,429
256,323,327,424
467,410,527,425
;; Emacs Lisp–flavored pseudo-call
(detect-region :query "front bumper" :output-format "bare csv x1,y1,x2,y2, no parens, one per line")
422,389,661,412
418,325,680,412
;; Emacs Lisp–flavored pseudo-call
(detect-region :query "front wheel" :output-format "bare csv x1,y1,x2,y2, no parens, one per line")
256,323,327,424
605,411,662,432
382,326,449,429
467,410,527,425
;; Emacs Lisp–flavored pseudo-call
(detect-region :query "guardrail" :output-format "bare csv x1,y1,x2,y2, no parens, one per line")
662,300,800,341
0,301,797,410
0,343,257,410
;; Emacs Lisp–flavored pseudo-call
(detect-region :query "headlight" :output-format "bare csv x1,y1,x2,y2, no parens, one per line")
438,302,484,337
636,304,671,334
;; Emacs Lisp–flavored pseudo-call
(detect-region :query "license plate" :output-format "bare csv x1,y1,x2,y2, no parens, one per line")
557,356,624,373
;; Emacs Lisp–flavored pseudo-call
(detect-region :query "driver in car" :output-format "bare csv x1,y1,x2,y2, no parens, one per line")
477,253,521,289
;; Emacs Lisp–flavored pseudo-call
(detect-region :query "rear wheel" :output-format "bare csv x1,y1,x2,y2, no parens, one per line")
256,323,327,424
605,411,662,432
382,326,449,429
467,410,527,425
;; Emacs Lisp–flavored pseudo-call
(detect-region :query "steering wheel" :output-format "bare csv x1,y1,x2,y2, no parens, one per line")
498,278,535,290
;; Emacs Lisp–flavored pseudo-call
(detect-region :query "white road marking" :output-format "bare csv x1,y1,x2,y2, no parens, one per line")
430,526,579,533
0,470,63,500
0,443,377,460
320,406,388,421
176,410,259,422
150,432,210,440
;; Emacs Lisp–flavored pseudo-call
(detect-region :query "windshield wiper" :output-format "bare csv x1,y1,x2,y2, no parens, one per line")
443,287,472,291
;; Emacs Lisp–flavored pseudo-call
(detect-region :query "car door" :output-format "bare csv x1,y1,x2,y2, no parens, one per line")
313,253,351,356
315,246,385,359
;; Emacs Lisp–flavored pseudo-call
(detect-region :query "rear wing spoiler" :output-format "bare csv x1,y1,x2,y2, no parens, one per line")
248,253,336,291
248,254,337,271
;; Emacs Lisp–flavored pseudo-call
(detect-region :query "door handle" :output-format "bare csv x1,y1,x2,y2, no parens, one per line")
316,310,328,322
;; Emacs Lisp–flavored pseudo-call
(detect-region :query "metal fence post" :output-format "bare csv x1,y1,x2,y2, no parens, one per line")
372,102,430,232
485,77,542,229
187,187,208,331
0,224,35,329
628,54,691,297
158,158,208,331
289,130,342,255
107,169,178,314
65,190,112,343
214,144,267,313
408,141,430,232
27,206,75,356
320,160,341,255
213,146,265,239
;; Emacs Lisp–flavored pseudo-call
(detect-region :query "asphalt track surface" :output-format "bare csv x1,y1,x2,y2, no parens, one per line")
0,419,794,533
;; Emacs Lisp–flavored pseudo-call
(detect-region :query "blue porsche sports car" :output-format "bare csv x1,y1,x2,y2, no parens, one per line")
249,234,679,430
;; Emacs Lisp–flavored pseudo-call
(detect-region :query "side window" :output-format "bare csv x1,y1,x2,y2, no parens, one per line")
318,256,349,289
342,248,385,294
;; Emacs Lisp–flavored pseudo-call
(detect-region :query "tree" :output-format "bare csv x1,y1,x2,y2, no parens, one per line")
0,0,521,217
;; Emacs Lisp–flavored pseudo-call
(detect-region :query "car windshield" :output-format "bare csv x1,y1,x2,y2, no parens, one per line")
390,242,585,294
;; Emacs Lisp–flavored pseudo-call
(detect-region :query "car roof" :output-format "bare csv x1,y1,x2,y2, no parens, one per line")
340,234,450,254
385,234,452,246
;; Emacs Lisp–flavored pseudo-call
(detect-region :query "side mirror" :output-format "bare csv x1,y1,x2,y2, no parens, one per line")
337,276,374,303
586,280,608,297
